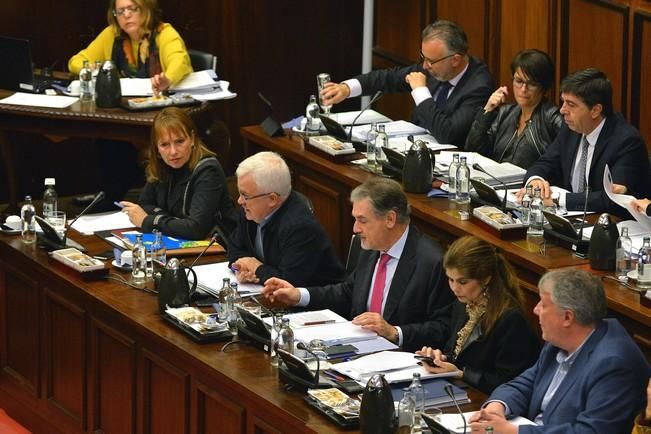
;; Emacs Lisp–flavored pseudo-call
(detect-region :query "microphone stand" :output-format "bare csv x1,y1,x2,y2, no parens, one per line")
574,187,591,258
187,232,219,269
64,191,105,248
296,342,321,387
347,90,384,142
444,384,467,434
472,163,508,210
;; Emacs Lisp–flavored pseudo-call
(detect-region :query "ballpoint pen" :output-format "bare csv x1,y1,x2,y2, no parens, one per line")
302,319,336,326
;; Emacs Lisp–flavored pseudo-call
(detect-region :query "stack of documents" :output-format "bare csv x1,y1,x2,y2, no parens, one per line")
436,151,526,186
70,211,134,235
351,120,428,142
191,262,262,297
327,109,391,126
330,351,461,384
428,411,534,433
120,70,236,101
391,379,468,408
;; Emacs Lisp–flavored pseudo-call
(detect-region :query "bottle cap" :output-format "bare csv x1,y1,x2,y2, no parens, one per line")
44,178,55,186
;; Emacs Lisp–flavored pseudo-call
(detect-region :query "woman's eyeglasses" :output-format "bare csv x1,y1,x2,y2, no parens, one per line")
513,76,541,90
113,5,141,17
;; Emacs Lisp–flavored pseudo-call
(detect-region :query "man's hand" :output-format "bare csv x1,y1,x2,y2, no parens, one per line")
516,179,553,206
484,86,508,112
611,183,627,194
261,277,301,306
405,72,427,90
319,82,349,105
232,257,262,283
469,406,516,434
351,312,396,341
120,201,147,227
632,198,651,214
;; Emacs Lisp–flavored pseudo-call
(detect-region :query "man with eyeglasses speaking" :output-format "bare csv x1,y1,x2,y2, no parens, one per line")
320,20,493,148
228,152,345,287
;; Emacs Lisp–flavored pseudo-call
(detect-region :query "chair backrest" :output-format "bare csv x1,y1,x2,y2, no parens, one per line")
188,49,217,72
346,234,362,275
294,191,314,214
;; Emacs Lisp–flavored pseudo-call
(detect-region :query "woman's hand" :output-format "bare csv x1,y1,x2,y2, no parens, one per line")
120,201,147,227
151,72,171,97
415,347,461,376
484,86,509,112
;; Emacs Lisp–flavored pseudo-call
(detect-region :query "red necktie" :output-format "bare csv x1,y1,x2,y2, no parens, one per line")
369,253,391,313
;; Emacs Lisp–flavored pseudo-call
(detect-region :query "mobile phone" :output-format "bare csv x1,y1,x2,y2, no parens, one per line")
414,355,436,366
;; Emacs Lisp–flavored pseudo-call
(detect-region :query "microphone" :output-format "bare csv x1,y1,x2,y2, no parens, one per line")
472,163,508,210
444,383,467,434
347,90,384,142
295,342,321,387
187,232,219,270
575,186,590,258
66,191,105,244
258,92,273,112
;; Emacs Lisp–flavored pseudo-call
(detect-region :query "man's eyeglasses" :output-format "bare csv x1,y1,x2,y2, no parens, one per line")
239,191,276,202
419,52,457,67
113,5,141,17
513,76,541,90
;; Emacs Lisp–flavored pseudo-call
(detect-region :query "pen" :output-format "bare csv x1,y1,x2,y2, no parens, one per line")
114,201,124,209
303,319,336,326
323,370,345,382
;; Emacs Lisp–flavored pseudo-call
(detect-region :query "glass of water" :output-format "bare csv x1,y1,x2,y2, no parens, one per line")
316,73,332,116
46,211,67,239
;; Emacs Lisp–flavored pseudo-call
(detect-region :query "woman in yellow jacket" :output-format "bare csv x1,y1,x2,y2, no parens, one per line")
68,0,192,94
633,378,651,434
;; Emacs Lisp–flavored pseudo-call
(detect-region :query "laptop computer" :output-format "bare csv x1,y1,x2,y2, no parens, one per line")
0,36,51,93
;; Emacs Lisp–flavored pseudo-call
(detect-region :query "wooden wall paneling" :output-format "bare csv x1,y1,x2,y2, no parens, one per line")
141,349,190,434
89,319,137,434
632,10,651,151
247,415,283,434
560,0,629,114
44,287,87,430
435,0,491,62
192,380,246,434
0,263,40,396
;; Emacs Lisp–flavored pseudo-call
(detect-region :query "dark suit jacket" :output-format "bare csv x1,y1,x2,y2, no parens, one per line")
306,226,453,352
445,302,540,394
489,319,651,434
525,113,650,215
228,191,345,287
355,56,493,147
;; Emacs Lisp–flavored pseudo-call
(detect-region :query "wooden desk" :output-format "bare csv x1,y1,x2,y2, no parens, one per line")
240,125,650,357
0,232,485,434
0,90,215,214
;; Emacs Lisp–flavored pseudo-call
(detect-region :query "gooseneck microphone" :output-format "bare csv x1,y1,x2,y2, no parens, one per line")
187,232,219,270
295,342,321,387
472,163,508,210
66,191,106,243
347,90,384,142
575,186,591,257
444,383,467,434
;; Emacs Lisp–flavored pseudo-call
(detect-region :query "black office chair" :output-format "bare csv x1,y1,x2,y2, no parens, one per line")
188,49,217,72
346,234,362,275
294,191,314,214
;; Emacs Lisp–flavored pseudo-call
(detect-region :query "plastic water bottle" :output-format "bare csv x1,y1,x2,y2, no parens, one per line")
455,156,470,204
408,372,425,427
520,185,533,226
305,94,320,135
42,177,57,218
226,282,238,335
131,234,147,285
79,60,93,101
150,229,167,277
366,123,379,173
448,153,460,201
91,60,102,98
637,237,651,289
397,388,416,434
217,277,231,322
277,317,294,355
20,195,36,244
270,314,281,367
375,124,388,169
527,187,544,237
616,227,632,281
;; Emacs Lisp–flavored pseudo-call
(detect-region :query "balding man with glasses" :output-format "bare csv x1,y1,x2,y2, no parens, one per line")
228,152,345,287
320,20,493,148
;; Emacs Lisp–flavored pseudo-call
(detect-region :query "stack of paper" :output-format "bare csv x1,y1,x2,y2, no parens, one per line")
428,411,534,433
351,120,428,142
391,379,468,408
436,151,526,186
70,211,134,235
191,262,262,297
327,109,391,126
119,70,236,100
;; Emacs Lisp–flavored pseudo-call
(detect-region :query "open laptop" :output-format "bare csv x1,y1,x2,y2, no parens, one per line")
0,36,51,93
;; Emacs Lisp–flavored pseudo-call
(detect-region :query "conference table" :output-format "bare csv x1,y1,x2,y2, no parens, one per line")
0,230,486,434
0,89,222,215
240,125,651,356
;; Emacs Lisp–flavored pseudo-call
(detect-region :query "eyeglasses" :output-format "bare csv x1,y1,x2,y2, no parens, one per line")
513,76,541,90
238,191,276,202
113,5,141,17
419,52,457,67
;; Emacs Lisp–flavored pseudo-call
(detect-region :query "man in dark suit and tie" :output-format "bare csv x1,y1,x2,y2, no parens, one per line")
519,68,650,215
320,20,493,148
469,269,651,433
262,178,453,352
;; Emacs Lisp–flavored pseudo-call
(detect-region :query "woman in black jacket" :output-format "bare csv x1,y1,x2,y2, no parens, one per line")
120,107,236,240
465,49,562,169
416,236,540,394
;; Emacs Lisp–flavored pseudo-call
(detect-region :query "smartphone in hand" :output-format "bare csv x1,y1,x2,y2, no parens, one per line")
414,355,437,367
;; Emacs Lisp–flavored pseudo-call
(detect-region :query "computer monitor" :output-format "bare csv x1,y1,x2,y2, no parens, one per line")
0,36,43,92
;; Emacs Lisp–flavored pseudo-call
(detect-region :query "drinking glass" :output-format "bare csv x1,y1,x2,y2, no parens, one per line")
316,73,332,116
46,210,67,239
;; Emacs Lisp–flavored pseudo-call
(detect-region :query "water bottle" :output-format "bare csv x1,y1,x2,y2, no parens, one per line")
615,227,632,281
520,185,533,226
91,60,102,99
527,187,545,237
408,372,425,427
455,156,470,204
305,94,320,135
366,123,379,173
20,195,36,244
150,229,167,277
226,282,238,335
270,314,281,367
277,317,294,355
131,234,147,285
79,60,93,101
637,237,651,289
375,124,388,170
42,177,57,218
397,388,416,434
448,153,460,201
217,277,231,322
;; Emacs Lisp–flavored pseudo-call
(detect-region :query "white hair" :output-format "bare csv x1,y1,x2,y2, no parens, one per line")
236,151,291,198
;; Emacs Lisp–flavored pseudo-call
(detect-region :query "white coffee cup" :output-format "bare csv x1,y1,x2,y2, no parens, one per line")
68,80,81,96
5,215,21,230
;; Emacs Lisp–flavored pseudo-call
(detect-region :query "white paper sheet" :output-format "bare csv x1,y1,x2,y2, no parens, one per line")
69,211,135,234
351,120,428,141
292,321,377,346
191,262,262,296
328,109,391,126
435,411,535,433
120,71,224,96
0,92,78,108
262,309,348,328
604,165,651,230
